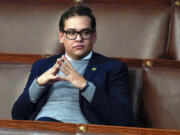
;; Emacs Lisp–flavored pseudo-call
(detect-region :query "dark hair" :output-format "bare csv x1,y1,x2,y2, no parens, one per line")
59,5,96,32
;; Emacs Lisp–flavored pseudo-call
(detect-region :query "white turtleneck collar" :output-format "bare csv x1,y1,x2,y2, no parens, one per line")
65,51,93,61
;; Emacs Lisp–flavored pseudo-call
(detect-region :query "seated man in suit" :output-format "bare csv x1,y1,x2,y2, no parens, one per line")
11,5,132,126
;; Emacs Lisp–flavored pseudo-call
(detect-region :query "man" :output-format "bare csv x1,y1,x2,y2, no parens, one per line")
12,5,132,126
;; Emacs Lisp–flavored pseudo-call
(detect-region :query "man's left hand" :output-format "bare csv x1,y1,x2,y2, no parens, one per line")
59,55,87,90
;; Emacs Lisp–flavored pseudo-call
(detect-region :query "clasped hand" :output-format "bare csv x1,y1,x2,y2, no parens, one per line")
37,55,87,90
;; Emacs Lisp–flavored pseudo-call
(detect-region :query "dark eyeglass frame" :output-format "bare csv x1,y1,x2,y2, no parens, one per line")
62,29,94,40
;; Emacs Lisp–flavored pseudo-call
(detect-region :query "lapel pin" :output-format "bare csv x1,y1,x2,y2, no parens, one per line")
91,67,97,71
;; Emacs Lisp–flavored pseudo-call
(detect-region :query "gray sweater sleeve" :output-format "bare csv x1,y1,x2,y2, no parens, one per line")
81,81,96,102
29,79,47,103
29,79,96,103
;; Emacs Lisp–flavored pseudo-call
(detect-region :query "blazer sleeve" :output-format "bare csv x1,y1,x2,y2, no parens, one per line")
11,61,43,120
82,62,132,126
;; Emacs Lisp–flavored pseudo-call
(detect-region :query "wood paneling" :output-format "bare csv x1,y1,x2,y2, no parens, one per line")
112,57,180,68
0,0,173,5
0,120,179,135
0,53,46,64
0,0,72,5
1,53,180,69
86,0,172,6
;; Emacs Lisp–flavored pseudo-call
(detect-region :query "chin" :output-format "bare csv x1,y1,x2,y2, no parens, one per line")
74,53,88,59
75,51,87,56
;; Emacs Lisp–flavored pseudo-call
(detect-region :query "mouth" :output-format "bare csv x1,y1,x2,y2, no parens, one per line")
73,45,84,49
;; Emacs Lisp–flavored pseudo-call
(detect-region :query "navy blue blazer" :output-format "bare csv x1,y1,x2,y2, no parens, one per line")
11,52,132,126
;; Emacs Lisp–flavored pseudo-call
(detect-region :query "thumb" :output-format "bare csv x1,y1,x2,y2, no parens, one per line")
55,75,67,82
51,63,60,75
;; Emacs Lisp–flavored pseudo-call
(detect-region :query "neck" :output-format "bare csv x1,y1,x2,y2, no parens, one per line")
65,51,92,60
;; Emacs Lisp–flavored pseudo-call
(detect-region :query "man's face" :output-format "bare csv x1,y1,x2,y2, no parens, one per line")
59,15,96,60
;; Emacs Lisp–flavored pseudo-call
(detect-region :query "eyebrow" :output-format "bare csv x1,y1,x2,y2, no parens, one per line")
66,28,91,31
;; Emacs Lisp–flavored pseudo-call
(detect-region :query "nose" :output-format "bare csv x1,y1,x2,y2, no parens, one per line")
75,33,82,41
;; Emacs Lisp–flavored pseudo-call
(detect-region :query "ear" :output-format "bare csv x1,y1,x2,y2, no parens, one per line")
91,32,97,43
59,32,64,44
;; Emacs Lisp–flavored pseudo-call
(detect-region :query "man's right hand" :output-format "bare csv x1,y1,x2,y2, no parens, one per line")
36,58,65,86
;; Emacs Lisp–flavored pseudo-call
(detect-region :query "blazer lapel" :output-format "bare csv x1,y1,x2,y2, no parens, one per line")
83,52,100,81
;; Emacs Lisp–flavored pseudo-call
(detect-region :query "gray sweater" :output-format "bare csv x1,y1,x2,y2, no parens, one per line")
29,52,96,124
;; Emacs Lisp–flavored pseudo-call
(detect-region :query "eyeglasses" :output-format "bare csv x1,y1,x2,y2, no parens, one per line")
63,29,94,40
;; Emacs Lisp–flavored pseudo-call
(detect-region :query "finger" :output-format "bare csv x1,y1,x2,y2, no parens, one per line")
55,75,67,81
63,56,73,70
56,56,68,70
48,74,66,83
56,57,64,65
50,62,60,75
60,63,69,75
60,58,72,74
51,57,65,75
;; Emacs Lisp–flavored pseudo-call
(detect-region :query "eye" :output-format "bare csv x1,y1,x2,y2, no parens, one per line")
67,31,76,35
82,30,91,35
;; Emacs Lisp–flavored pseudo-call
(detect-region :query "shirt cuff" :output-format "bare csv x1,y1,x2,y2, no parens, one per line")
29,79,47,103
81,81,96,102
